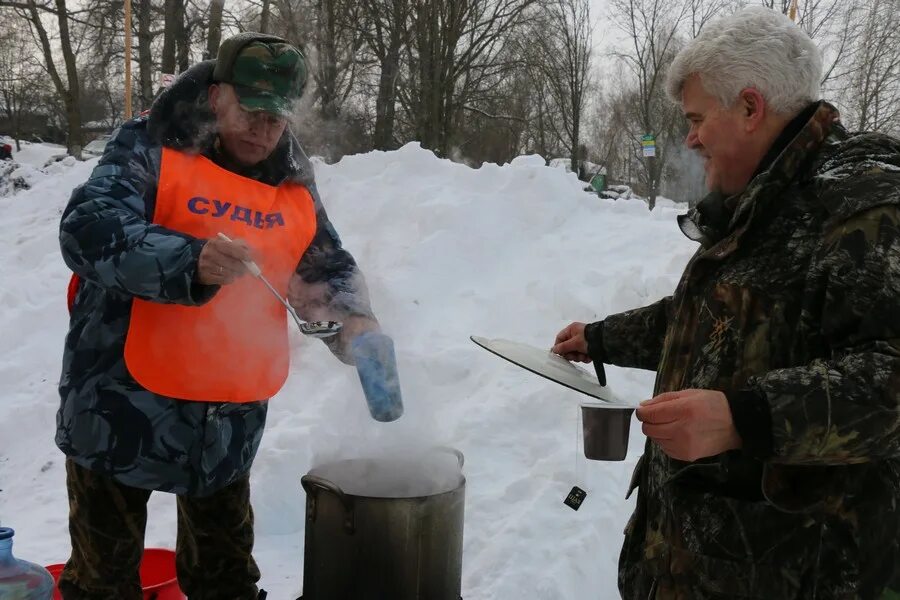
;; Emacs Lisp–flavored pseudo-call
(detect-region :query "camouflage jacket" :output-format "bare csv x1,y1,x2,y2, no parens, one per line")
591,103,900,599
57,60,373,497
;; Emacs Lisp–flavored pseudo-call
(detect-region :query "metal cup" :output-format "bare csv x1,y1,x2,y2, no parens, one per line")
581,404,634,461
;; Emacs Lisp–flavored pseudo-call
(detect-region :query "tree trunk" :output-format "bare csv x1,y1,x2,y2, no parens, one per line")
55,0,83,156
162,0,187,72
646,155,658,210
360,0,408,149
260,0,271,33
2,89,23,151
206,0,225,59
570,111,580,175
413,0,443,152
373,43,401,149
162,0,177,73
176,0,189,73
137,0,154,108
26,0,82,157
315,0,340,119
13,102,22,151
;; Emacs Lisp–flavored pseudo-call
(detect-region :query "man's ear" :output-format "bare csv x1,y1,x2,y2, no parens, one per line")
208,83,220,114
739,87,766,132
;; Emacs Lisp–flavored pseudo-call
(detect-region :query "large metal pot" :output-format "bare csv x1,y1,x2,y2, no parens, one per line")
300,449,465,600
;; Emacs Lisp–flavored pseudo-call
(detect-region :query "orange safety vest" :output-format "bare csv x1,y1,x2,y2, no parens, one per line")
123,148,317,402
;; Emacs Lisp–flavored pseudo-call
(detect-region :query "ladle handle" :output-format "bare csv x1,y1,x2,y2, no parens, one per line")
216,232,262,277
301,474,355,534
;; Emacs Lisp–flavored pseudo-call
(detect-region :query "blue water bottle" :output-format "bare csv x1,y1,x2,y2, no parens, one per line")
0,527,54,599
350,332,404,422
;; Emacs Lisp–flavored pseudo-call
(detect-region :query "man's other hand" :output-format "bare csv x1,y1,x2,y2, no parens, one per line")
636,389,742,462
340,315,380,346
552,321,591,363
197,237,253,286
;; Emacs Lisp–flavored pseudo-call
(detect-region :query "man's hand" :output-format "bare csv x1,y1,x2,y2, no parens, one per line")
636,389,742,462
197,237,254,286
340,315,380,343
323,315,380,364
552,322,591,363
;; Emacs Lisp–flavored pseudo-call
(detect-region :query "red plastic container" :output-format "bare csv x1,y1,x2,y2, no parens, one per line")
46,548,185,600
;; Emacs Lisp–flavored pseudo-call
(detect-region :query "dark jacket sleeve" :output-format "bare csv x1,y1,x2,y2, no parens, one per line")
749,200,900,465
291,180,374,321
593,296,672,371
59,121,215,305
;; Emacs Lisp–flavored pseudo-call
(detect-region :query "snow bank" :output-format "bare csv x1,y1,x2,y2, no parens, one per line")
0,141,697,599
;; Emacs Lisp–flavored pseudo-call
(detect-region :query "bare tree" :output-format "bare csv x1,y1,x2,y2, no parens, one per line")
355,0,411,149
162,0,186,73
267,0,306,42
610,0,689,208
586,77,630,183
842,0,900,134
755,0,852,89
12,0,85,156
311,0,364,119
206,0,225,59
527,0,593,173
687,0,732,37
136,0,155,106
259,0,271,32
0,22,43,150
72,0,163,114
402,0,537,156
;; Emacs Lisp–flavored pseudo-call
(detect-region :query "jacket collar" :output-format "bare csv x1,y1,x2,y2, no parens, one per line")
678,101,843,249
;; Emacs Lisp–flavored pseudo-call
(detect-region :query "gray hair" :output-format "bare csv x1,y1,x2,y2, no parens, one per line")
666,6,822,115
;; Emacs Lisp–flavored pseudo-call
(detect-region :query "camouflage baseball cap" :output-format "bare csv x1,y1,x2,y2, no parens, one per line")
213,32,307,116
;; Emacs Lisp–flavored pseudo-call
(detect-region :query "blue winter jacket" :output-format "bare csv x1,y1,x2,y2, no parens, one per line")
57,60,373,496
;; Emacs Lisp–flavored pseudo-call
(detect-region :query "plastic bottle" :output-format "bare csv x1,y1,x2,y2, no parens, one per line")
351,332,404,422
0,528,54,599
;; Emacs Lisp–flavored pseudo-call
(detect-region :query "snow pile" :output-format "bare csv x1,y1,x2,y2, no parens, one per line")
0,142,697,599
1,143,81,198
10,141,69,169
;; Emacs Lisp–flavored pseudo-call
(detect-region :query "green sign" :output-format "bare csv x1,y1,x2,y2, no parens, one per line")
641,134,656,157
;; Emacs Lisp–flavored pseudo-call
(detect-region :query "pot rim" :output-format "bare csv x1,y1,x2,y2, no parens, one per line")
304,448,466,500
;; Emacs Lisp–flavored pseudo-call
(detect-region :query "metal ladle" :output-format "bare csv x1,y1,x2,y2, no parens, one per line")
216,233,342,338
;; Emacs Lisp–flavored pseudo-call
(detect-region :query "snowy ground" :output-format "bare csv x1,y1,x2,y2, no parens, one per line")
8,140,68,168
0,142,697,599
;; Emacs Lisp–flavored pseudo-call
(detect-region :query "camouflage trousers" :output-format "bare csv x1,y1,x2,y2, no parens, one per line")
58,458,261,600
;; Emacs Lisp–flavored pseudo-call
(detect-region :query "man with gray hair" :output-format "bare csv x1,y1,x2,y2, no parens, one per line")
554,6,900,598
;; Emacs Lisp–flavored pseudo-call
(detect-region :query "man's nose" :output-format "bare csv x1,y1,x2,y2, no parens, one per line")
247,114,267,133
685,128,700,149
246,113,275,133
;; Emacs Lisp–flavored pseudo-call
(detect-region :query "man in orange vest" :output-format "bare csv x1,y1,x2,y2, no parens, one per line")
57,33,379,599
